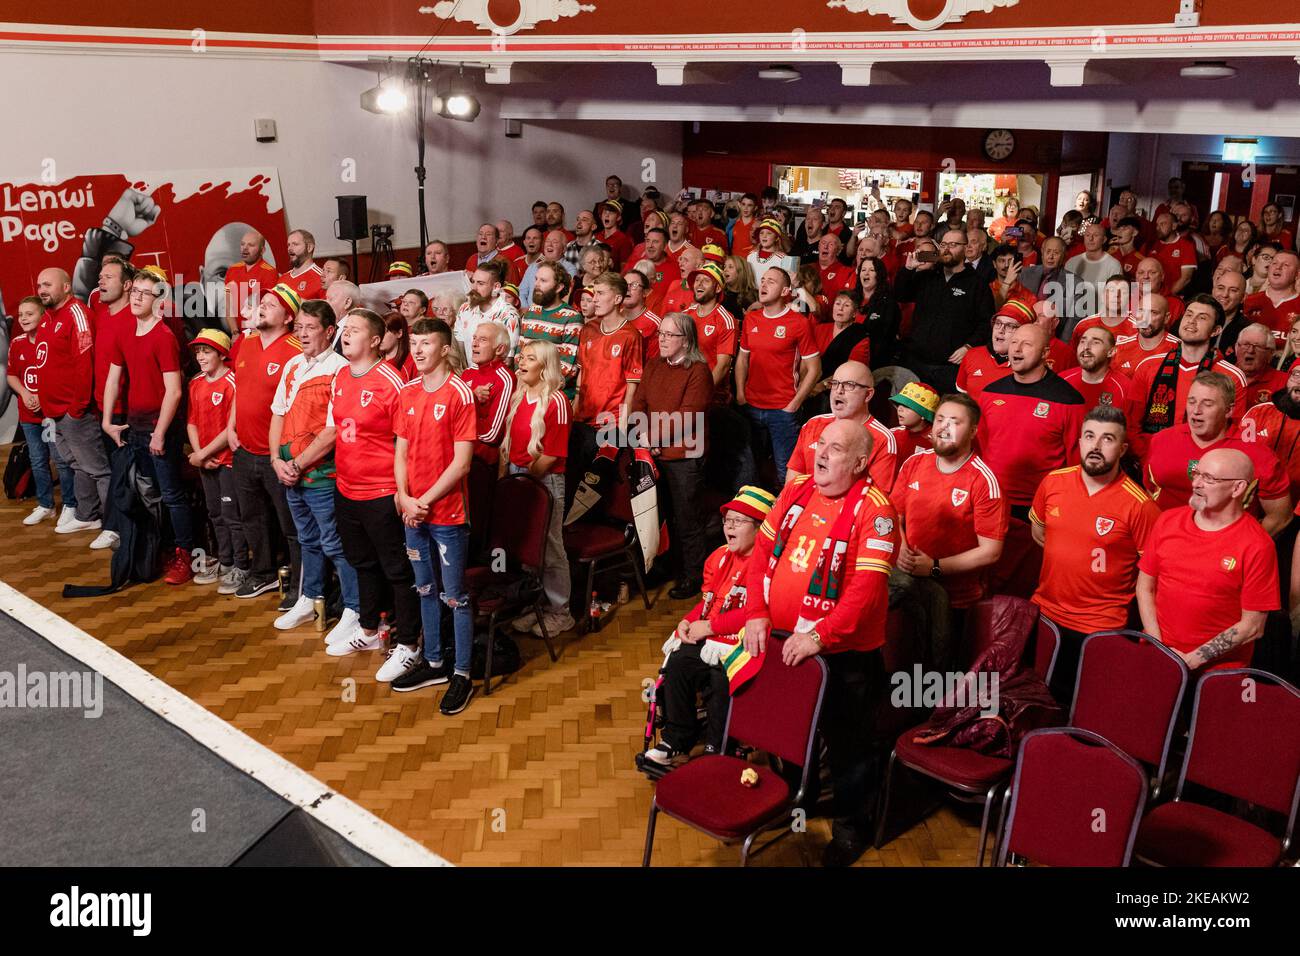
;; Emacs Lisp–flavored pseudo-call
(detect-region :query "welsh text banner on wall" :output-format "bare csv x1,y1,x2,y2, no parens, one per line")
0,168,288,315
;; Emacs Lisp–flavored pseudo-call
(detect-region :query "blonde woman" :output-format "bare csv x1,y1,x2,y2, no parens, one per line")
722,254,757,314
502,339,575,635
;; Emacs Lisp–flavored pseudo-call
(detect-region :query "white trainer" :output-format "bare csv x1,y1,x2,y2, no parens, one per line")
23,505,55,526
325,631,382,657
375,642,422,682
325,608,361,645
57,516,101,535
56,505,77,530
89,530,119,550
274,594,318,630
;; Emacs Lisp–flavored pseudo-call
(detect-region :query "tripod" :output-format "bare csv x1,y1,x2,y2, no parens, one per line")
369,225,395,282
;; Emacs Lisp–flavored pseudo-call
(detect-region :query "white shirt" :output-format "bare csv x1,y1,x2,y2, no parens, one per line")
455,294,521,367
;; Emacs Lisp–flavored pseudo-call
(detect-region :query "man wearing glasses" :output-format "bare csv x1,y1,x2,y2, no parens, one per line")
1144,373,1290,535
896,227,995,394
1138,447,1280,671
784,361,896,492
1232,323,1287,410
956,300,1029,400
101,266,192,584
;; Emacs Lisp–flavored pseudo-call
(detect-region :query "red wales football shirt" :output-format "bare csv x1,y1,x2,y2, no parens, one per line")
394,372,477,524
739,305,819,411
327,359,404,500
233,331,302,456
188,371,236,467
576,319,643,424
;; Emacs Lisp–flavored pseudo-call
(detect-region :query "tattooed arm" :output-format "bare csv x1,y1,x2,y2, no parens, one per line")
1181,611,1268,670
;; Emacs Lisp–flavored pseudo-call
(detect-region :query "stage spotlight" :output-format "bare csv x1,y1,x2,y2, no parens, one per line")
360,79,408,115
437,72,481,122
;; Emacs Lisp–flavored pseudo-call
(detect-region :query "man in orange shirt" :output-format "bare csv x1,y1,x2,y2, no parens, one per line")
572,272,644,480
224,230,279,334
1031,405,1160,703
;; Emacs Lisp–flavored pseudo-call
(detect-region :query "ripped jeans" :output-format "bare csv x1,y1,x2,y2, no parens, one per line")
405,522,472,674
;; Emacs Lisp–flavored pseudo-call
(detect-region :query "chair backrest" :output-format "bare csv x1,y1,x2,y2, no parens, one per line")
1030,614,1061,684
1178,669,1300,826
999,727,1148,867
489,473,553,570
724,633,828,778
1071,630,1187,779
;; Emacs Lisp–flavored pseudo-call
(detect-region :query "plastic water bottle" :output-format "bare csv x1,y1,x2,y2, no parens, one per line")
589,591,602,632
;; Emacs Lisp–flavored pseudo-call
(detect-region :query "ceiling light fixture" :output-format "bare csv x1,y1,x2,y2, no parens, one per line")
1180,61,1237,79
758,64,801,82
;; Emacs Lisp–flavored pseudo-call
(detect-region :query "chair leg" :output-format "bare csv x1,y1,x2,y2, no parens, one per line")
642,804,659,867
873,749,898,849
629,546,652,609
582,561,596,633
976,780,1001,867
483,611,498,697
534,600,558,662
991,783,1012,866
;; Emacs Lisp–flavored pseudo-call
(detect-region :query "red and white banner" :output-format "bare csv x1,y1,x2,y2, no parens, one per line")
0,168,287,315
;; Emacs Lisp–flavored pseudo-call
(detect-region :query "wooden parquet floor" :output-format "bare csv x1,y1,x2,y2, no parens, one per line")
0,483,981,866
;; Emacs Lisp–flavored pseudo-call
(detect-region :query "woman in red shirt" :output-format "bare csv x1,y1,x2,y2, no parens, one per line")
1260,202,1295,253
382,311,416,381
502,339,574,635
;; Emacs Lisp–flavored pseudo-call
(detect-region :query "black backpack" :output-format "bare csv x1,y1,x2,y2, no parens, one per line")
4,441,33,500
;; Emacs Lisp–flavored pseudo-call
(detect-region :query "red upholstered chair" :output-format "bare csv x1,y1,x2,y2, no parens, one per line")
642,633,828,866
1070,630,1188,799
463,474,558,695
1135,668,1300,867
874,600,1060,866
996,727,1148,867
563,461,652,632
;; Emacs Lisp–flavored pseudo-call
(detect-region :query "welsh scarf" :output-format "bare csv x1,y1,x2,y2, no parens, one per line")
1141,345,1216,434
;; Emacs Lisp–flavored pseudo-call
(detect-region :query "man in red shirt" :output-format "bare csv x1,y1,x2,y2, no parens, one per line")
33,267,113,544
1150,212,1196,296
620,268,662,363
1233,322,1288,409
956,301,1025,399
976,324,1087,516
1061,326,1140,437
658,245,702,317
728,193,759,258
494,219,528,275
1113,292,1179,378
735,266,822,486
278,229,325,301
1138,447,1279,671
92,257,136,429
1242,250,1300,342
1108,216,1145,280
786,361,897,491
990,244,1037,309
683,261,736,399
227,282,305,600
688,199,728,252
572,272,644,479
101,265,192,584
743,418,898,866
1144,373,1291,533
460,321,515,466
1240,363,1300,499
1070,275,1137,350
894,394,1008,627
1031,405,1161,702
389,317,479,713
325,308,420,669
638,228,681,315
818,234,854,300
225,230,279,332
596,200,634,269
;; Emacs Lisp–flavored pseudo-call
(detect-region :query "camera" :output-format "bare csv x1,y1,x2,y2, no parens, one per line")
370,223,394,240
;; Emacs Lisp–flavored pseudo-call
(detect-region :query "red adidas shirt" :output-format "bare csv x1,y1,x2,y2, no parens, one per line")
7,334,43,424
1151,237,1197,294
1060,366,1140,435
1144,423,1289,512
1111,333,1179,378
188,370,236,467
394,372,477,524
894,450,1009,607
976,372,1087,507
32,297,94,419
687,303,738,375
576,319,643,424
112,319,181,421
1030,466,1159,632
91,300,133,416
327,359,405,501
890,425,932,473
739,306,819,411
956,345,1012,400
787,414,898,492
508,391,570,474
1069,314,1137,351
233,331,302,456
459,360,515,465
1240,402,1300,498
278,263,325,301
1242,291,1300,342
681,544,754,639
1139,509,1279,670
1111,248,1144,280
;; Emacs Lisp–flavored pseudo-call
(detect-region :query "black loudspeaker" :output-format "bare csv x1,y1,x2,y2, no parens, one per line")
336,195,368,241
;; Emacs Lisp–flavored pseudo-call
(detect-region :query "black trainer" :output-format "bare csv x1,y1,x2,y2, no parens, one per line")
439,674,475,715
234,574,279,599
277,588,300,612
392,660,451,693
822,837,870,868
668,578,701,601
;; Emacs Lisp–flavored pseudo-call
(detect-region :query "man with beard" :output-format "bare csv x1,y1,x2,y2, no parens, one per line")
1030,405,1160,703
422,239,452,276
1151,211,1196,296
1062,326,1140,437
520,260,583,397
897,227,996,394
785,361,897,492
1233,323,1288,410
1144,373,1290,534
455,260,520,364
1138,447,1279,671
976,324,1086,517
545,201,574,242
1241,363,1300,499
278,229,325,300
1113,292,1179,378
1212,268,1250,358
682,260,737,399
893,393,1008,639
224,230,279,332
1131,296,1248,457
956,300,1027,400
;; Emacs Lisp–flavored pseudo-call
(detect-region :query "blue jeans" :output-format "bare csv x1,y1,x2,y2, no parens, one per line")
405,523,472,673
127,424,193,550
743,405,800,486
20,420,76,511
285,484,359,609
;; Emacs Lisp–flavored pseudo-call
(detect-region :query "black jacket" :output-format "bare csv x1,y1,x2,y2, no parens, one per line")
895,265,996,364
